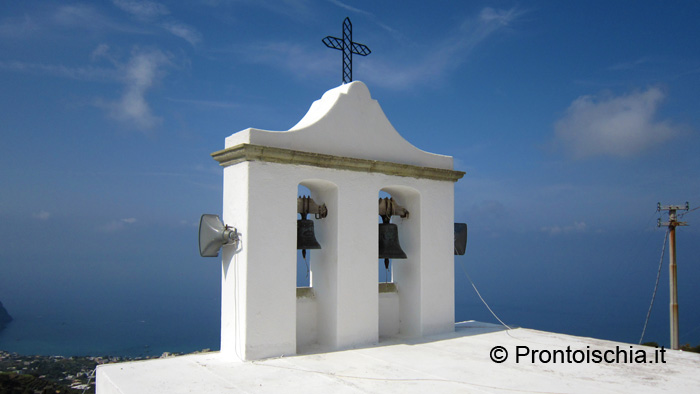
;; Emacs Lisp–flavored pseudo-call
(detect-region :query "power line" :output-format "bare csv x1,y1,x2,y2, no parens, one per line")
639,228,669,344
457,259,512,330
678,205,699,219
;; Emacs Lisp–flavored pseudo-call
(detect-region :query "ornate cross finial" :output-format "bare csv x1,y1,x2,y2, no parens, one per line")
323,17,371,84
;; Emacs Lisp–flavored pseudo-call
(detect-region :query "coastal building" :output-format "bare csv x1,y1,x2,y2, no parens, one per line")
96,82,700,393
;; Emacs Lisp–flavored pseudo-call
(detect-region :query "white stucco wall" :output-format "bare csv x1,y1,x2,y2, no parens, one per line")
296,292,317,349
378,290,399,338
224,82,454,170
221,160,455,359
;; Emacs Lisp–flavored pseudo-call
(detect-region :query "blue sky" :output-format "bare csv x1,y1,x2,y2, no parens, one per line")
1,0,699,352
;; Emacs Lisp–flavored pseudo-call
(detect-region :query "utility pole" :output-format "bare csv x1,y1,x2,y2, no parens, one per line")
657,202,689,350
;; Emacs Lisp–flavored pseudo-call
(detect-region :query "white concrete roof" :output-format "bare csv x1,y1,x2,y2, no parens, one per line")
223,82,454,170
97,321,700,393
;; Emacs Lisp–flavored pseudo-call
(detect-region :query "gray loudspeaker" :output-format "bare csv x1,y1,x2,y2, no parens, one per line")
454,223,467,255
199,214,239,257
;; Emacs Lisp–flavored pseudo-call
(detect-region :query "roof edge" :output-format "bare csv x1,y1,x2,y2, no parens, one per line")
212,143,465,182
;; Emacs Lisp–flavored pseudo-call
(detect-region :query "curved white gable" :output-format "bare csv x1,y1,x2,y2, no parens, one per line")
225,81,454,170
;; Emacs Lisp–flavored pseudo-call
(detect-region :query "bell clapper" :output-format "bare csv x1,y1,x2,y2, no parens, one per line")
301,212,308,261
384,258,390,283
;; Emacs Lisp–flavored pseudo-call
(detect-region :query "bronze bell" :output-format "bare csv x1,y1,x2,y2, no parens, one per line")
379,222,407,269
297,215,321,258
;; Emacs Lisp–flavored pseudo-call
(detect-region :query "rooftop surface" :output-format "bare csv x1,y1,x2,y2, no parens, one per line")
96,321,700,393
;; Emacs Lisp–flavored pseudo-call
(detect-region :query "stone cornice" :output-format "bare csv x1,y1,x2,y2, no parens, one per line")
211,144,465,182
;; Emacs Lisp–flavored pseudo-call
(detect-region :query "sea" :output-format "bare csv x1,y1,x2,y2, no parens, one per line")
0,295,220,358
1,249,698,357
0,292,685,358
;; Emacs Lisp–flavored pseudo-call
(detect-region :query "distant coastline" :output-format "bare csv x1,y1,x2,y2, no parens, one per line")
0,349,212,393
0,301,12,331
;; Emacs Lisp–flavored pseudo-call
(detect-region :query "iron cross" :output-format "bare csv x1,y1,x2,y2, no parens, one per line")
323,17,371,84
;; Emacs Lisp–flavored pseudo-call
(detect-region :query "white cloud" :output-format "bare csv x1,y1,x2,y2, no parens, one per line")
33,211,51,220
99,217,137,232
112,0,201,46
1,45,170,131
609,57,651,71
541,221,587,236
240,6,521,89
363,7,523,89
112,0,169,20
180,219,198,227
327,0,373,17
160,21,202,45
53,4,145,34
326,0,400,38
0,60,117,81
479,7,518,25
0,14,40,38
553,87,681,159
243,43,336,79
53,4,107,27
1,4,145,39
91,44,111,62
167,97,239,109
105,49,171,130
90,43,122,68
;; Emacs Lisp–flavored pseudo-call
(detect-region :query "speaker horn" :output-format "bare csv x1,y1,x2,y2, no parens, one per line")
454,223,467,255
199,214,240,257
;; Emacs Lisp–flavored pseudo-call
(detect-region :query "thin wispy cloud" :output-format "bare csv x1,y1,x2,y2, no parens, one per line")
167,97,240,109
541,221,587,236
609,57,652,71
1,3,144,37
52,4,146,34
237,7,522,89
327,0,373,17
112,0,169,20
553,86,682,159
0,4,148,39
0,14,40,38
363,6,523,89
112,0,201,45
33,211,51,220
478,7,519,25
54,4,112,28
1,43,171,132
99,217,137,232
90,44,121,67
204,0,313,19
160,21,202,46
0,60,118,81
326,0,400,38
180,219,198,227
242,42,336,79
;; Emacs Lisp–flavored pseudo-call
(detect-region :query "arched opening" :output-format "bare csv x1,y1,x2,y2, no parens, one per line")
378,185,421,338
296,179,338,352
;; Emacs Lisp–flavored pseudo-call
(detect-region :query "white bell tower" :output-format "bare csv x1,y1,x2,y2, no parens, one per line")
212,82,464,360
